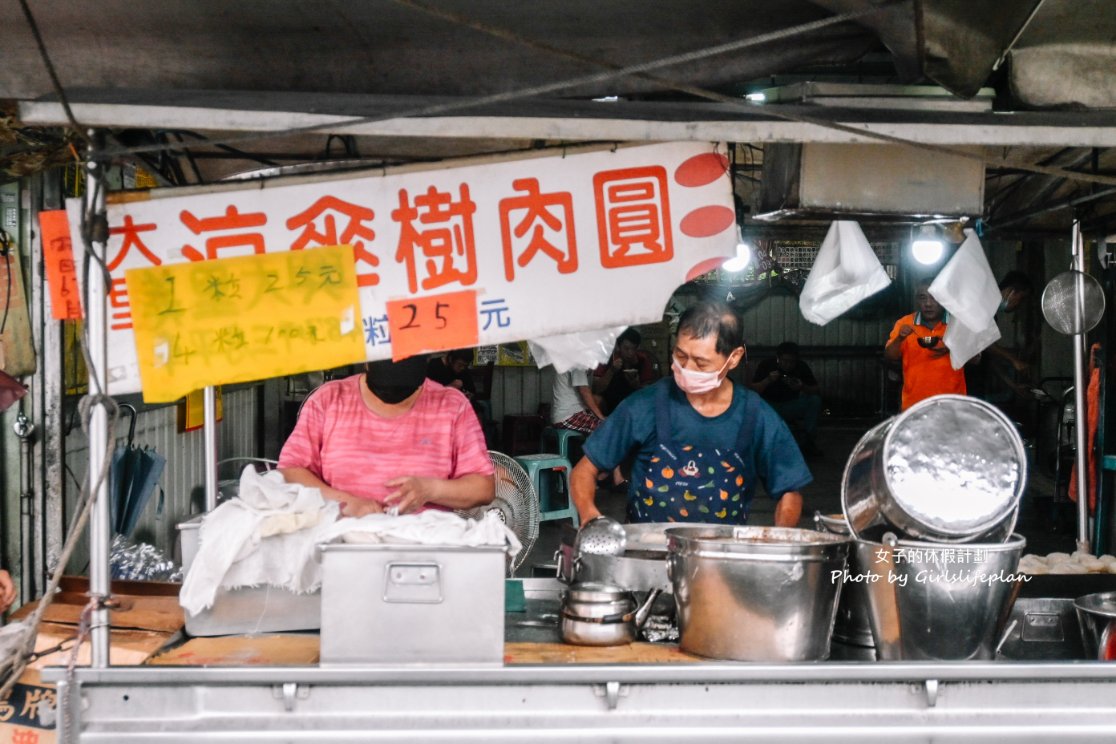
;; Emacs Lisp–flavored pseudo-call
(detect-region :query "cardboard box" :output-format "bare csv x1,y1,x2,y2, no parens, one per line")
0,577,180,743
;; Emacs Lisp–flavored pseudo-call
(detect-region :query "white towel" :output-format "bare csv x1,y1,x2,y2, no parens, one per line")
179,466,339,616
799,221,891,326
322,509,522,563
928,230,1002,369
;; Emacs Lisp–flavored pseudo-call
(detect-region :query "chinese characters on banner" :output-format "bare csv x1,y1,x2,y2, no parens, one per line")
63,142,734,396
126,245,364,402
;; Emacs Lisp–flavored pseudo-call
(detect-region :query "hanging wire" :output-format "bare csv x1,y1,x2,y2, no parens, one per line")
0,230,12,335
16,0,89,146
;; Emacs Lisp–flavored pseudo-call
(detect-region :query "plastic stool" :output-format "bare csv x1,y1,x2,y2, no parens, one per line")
540,427,585,462
514,454,579,527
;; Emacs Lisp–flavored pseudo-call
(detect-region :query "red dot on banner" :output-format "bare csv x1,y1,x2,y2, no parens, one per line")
680,205,735,237
674,153,729,187
685,257,732,282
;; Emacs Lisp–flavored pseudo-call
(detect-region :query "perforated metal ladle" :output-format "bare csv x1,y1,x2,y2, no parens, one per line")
574,516,628,557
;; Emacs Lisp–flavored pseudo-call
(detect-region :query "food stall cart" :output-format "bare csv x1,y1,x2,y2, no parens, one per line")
5,4,1116,738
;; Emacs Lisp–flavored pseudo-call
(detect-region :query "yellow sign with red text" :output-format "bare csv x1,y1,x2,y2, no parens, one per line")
126,244,364,402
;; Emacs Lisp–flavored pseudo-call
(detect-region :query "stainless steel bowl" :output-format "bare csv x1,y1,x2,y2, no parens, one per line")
842,395,1025,543
1074,591,1116,660
666,526,852,662
854,532,1026,660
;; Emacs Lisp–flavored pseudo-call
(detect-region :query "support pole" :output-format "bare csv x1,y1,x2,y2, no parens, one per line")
204,386,218,512
84,133,112,665
1071,220,1092,553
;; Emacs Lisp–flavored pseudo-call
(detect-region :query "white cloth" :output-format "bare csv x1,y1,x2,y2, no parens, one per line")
322,510,522,563
179,466,339,616
528,326,623,374
929,230,1002,369
180,469,520,616
550,368,592,424
799,220,891,326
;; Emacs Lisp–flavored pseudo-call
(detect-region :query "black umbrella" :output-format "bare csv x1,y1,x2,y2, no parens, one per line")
110,405,166,537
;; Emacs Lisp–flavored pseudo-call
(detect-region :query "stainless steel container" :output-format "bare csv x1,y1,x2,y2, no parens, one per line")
842,395,1025,543
178,517,321,636
318,542,506,665
813,512,875,649
559,582,661,646
666,526,852,662
855,532,1026,660
1074,591,1116,660
559,522,714,591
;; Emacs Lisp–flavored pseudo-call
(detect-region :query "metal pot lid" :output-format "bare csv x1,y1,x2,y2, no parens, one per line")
566,581,631,603
883,396,1025,537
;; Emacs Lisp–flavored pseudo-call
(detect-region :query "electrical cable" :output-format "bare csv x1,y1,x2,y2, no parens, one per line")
16,0,90,145
90,1,908,160
66,0,1116,194
0,230,11,335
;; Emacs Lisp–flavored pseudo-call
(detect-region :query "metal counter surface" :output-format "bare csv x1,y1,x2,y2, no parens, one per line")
43,578,1116,742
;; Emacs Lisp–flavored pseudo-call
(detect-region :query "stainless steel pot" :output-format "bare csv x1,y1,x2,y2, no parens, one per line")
558,523,714,591
560,582,662,646
842,395,1025,543
1074,591,1116,660
854,532,1026,660
666,526,852,662
813,512,874,649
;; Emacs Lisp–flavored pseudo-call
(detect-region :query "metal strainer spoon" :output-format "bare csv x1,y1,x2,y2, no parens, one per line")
574,516,628,557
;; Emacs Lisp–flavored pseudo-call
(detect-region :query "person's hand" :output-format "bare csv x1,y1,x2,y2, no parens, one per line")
928,345,951,358
338,497,384,517
611,354,624,370
1011,358,1031,374
0,570,15,613
898,324,915,338
384,476,439,515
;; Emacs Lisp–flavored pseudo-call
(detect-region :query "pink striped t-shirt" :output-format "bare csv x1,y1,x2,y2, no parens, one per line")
278,375,493,505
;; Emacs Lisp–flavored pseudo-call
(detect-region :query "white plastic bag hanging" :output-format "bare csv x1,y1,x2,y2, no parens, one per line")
528,326,625,374
799,221,891,325
928,230,1002,369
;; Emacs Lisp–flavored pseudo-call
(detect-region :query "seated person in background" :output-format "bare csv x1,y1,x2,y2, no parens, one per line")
426,349,476,399
593,328,657,414
551,368,609,434
279,355,494,517
750,342,822,456
981,270,1037,404
884,279,970,411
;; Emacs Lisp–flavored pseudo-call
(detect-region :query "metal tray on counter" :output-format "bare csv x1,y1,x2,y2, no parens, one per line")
178,516,321,637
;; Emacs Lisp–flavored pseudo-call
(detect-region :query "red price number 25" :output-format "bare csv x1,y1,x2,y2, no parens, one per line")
386,290,479,361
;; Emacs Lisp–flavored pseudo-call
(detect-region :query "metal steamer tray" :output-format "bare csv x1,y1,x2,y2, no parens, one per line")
561,523,703,592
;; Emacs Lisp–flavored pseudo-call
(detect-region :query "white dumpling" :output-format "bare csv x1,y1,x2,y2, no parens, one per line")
1047,552,1071,561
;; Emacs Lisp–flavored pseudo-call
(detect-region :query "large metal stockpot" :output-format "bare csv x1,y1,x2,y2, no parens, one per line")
854,531,1026,660
842,395,1026,543
666,526,852,662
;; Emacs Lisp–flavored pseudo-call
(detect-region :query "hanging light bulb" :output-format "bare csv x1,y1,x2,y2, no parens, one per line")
911,224,944,265
722,227,752,272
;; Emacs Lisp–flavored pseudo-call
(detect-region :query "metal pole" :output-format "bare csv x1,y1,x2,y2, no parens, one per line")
1071,221,1091,553
85,133,112,665
204,386,218,512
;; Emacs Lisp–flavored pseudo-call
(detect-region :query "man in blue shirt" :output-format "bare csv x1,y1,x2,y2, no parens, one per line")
571,301,811,526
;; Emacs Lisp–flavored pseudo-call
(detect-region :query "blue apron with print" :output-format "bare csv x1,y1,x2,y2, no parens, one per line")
628,382,759,524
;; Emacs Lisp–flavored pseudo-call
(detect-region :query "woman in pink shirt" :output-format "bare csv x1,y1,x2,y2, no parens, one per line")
278,355,495,517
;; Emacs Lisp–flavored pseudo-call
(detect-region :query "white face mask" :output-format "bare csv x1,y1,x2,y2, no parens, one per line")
672,356,731,394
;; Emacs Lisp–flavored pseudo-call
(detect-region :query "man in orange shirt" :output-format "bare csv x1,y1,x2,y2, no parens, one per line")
885,280,970,411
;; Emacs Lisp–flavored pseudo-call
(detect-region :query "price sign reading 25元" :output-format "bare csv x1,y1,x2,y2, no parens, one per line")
386,290,479,360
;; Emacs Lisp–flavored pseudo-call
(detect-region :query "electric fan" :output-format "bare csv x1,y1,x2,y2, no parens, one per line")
458,450,539,576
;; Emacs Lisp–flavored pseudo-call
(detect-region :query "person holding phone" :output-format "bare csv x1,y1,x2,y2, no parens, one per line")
751,342,822,456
